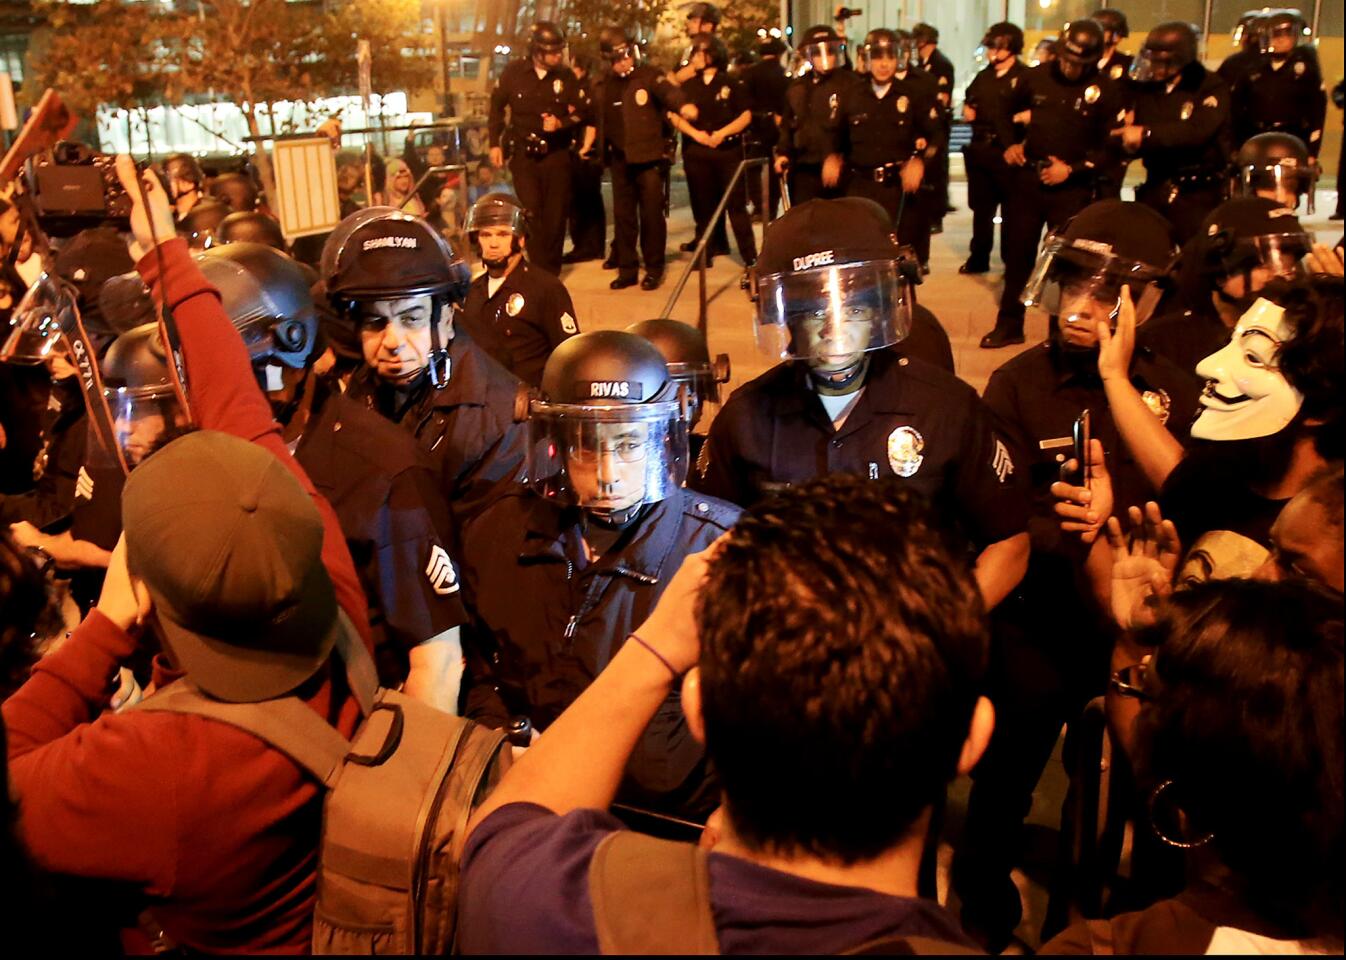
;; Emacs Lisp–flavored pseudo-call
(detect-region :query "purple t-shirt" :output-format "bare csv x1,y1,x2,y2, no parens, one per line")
458,802,977,955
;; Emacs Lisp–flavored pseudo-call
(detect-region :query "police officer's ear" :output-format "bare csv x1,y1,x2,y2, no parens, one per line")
440,300,458,342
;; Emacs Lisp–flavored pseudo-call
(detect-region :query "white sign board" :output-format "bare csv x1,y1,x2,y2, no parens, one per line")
271,137,341,240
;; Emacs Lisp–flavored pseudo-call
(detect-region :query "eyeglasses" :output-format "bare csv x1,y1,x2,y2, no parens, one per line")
1110,657,1154,701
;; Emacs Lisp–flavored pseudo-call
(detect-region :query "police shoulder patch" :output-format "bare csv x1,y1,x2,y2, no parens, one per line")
425,544,460,596
1110,64,1124,79
991,438,1014,483
560,311,578,334
1202,95,1218,108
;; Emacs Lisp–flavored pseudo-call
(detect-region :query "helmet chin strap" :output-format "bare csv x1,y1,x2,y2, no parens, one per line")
428,296,452,389
810,355,870,394
583,501,649,531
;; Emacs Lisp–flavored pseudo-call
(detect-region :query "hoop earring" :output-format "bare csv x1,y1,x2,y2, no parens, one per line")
1148,779,1215,849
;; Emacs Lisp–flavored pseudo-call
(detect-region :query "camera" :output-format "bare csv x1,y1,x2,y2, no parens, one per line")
29,141,135,236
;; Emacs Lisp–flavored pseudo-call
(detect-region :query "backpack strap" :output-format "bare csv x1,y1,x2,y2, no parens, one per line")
132,680,350,788
588,831,719,955
332,610,378,715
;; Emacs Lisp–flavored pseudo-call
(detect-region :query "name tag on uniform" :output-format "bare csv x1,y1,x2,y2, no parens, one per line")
1039,436,1073,450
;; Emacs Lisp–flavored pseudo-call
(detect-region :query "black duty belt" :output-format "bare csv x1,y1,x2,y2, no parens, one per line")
853,160,906,184
970,130,1001,145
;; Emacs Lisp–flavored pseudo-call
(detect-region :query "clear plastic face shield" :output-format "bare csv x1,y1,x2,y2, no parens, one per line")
1192,298,1302,441
105,383,191,468
1237,162,1317,214
1258,18,1310,55
2,274,78,367
1128,46,1183,83
1022,237,1168,347
754,261,912,367
526,400,690,516
604,42,641,75
798,39,846,74
1219,232,1315,290
858,40,909,76
666,355,730,430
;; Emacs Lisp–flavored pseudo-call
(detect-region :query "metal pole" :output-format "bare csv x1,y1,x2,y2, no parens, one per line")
439,2,455,117
1310,0,1322,39
1200,0,1214,63
697,254,708,334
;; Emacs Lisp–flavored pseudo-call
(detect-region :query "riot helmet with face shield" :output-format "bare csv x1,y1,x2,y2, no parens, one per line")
1232,10,1268,51
178,199,231,252
858,28,914,75
797,25,846,75
528,331,689,524
1130,22,1199,83
100,323,192,468
1193,198,1313,309
977,22,1025,63
1056,19,1105,79
686,33,730,73
320,207,470,389
1235,132,1317,213
625,318,730,430
528,21,566,61
1022,200,1177,350
466,192,528,267
195,243,319,422
1,274,80,368
1091,8,1130,46
748,198,913,380
217,210,288,251
1257,9,1310,56
599,26,642,72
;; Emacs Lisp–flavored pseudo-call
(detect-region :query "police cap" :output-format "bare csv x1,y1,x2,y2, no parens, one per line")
982,22,1025,54
599,25,639,61
1058,19,1105,65
195,242,319,370
218,210,287,250
1090,8,1129,40
320,207,470,304
541,330,675,406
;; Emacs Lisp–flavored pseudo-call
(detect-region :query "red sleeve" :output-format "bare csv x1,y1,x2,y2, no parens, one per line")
135,239,372,649
3,611,179,890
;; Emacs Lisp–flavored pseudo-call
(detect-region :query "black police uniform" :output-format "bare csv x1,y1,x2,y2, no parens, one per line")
906,303,956,373
995,65,1125,336
461,486,740,816
567,71,607,262
1098,49,1133,84
595,64,687,284
835,71,941,265
739,54,789,218
460,259,580,387
1095,50,1134,199
962,58,1029,269
1216,47,1261,89
917,46,956,221
779,68,863,203
694,348,1029,550
0,375,85,530
488,59,586,275
1231,49,1328,158
680,70,758,265
958,339,1201,944
293,383,470,687
1128,64,1232,242
345,326,527,529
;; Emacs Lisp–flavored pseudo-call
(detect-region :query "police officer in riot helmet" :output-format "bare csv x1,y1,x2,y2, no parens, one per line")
1234,132,1317,212
596,25,694,291
697,197,1030,609
195,240,471,710
981,18,1124,348
1230,10,1327,168
831,28,940,271
1115,22,1232,242
961,22,1028,275
963,200,1199,954
209,172,260,213
100,324,192,469
739,34,791,220
1218,10,1269,88
163,153,205,221
669,34,758,270
911,23,955,232
776,25,862,204
459,330,739,816
1090,8,1132,81
1141,197,1315,380
487,21,586,275
322,207,527,527
460,191,581,387
625,317,730,467
674,2,723,83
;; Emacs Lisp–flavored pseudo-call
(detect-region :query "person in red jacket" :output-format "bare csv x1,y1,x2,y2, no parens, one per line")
1,157,374,953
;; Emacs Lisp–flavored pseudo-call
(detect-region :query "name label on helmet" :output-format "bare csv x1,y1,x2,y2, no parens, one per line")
362,236,419,251
586,380,644,400
793,250,835,271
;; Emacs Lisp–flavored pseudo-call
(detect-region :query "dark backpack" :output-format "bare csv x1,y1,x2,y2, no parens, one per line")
136,613,510,954
587,831,984,955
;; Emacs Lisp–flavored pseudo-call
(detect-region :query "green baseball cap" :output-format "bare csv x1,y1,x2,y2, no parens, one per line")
122,430,339,703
